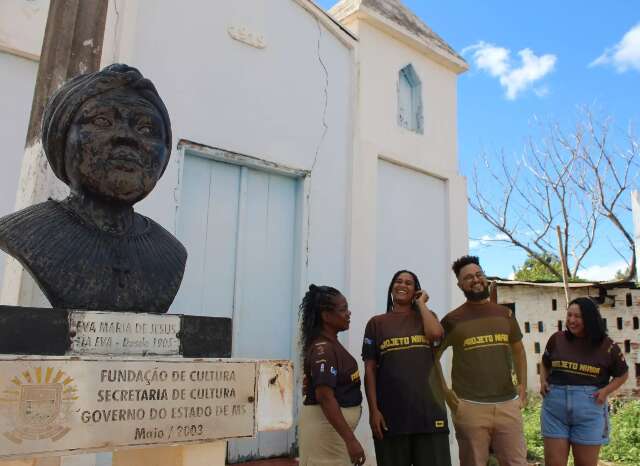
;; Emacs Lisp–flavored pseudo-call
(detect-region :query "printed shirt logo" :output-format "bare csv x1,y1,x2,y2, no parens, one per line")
379,334,431,354
551,360,601,377
1,367,78,443
320,363,325,373
435,420,445,428
463,333,509,351
330,367,337,376
363,337,374,345
350,370,360,382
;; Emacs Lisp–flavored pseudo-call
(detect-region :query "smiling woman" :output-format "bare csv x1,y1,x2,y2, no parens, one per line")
0,64,186,313
539,297,629,466
362,270,450,466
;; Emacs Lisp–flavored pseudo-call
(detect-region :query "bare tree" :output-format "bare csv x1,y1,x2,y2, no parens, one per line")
470,108,638,281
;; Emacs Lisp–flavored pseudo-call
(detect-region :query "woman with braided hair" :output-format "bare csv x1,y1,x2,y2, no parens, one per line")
299,284,366,466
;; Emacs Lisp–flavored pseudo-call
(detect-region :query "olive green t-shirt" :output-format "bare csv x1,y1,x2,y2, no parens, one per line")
440,301,523,402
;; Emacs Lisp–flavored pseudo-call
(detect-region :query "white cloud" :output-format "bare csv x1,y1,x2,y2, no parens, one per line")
463,42,510,76
533,86,550,97
591,23,640,72
463,41,557,100
469,233,509,250
579,260,628,281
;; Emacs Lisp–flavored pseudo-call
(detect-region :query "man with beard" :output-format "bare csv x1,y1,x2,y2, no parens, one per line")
438,256,528,466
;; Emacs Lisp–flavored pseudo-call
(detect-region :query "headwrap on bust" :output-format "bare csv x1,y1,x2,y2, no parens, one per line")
41,63,172,185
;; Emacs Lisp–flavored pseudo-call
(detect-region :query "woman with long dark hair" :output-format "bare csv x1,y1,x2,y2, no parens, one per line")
362,270,450,466
299,284,365,466
540,297,629,466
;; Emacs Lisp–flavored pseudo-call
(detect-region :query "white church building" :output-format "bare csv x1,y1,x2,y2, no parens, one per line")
0,0,468,464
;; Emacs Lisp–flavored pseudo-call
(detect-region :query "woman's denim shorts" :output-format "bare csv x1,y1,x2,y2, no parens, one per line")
541,384,609,445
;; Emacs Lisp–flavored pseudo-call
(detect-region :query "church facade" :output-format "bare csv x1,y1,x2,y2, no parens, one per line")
0,1,468,464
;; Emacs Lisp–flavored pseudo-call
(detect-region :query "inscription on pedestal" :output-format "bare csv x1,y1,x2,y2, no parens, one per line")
0,357,256,459
69,312,181,356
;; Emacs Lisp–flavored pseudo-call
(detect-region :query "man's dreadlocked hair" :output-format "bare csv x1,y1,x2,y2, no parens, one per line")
299,284,342,353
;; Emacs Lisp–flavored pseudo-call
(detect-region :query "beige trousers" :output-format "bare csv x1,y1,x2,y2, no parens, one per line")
453,398,528,466
299,404,362,466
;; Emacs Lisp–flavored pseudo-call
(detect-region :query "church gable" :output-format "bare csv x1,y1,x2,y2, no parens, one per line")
329,0,467,72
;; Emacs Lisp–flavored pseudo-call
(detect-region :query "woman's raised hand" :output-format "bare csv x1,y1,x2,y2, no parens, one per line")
414,289,429,305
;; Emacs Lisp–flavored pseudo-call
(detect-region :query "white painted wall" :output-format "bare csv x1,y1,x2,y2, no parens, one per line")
376,160,449,315
0,0,355,462
0,0,471,463
103,0,355,295
357,23,460,175
0,0,48,59
106,1,355,460
338,15,468,465
342,16,467,347
0,52,38,294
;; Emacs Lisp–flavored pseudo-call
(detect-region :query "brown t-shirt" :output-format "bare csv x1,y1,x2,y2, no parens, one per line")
303,336,362,407
542,331,628,387
362,310,449,435
440,301,523,402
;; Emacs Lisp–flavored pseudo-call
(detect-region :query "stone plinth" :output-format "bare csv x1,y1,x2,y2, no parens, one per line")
0,356,292,460
0,306,232,357
0,307,293,464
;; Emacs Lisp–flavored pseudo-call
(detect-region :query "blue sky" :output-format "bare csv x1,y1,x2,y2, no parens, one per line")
317,0,640,280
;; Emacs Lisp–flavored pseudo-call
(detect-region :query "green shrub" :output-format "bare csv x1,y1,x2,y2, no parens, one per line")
519,396,640,466
601,400,640,466
522,394,544,461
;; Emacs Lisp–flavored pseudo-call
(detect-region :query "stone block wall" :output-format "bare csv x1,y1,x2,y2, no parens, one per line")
496,283,639,398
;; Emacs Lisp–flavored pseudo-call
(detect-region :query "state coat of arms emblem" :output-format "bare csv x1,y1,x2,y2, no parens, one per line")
2,367,77,443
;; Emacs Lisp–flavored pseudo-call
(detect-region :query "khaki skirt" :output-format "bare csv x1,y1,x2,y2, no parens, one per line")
299,404,362,466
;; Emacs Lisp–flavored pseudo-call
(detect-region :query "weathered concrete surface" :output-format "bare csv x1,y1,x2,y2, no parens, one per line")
0,357,293,460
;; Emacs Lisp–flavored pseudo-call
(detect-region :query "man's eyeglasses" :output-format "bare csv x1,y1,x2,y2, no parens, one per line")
461,272,485,283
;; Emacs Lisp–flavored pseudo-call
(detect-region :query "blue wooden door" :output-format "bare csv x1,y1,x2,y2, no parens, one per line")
174,152,298,461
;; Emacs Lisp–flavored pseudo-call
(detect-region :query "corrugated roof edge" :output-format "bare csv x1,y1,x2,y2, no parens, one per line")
490,279,638,290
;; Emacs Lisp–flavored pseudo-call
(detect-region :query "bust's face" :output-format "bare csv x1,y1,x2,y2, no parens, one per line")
64,87,168,203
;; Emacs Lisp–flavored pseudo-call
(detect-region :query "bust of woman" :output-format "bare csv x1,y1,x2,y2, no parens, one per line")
0,64,186,313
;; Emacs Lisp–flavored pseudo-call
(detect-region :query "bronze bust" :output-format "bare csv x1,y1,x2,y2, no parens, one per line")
0,64,186,313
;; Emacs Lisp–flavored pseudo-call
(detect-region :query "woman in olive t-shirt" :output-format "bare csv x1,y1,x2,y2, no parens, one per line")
299,284,365,466
362,270,451,466
540,297,629,466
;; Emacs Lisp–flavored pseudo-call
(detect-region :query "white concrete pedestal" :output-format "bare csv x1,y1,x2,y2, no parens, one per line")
0,443,226,466
113,442,226,466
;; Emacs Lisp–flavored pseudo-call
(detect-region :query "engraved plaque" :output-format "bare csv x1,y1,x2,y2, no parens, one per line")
0,357,256,459
69,311,181,356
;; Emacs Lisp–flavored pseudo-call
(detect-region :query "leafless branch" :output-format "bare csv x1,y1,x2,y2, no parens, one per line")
469,107,637,280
